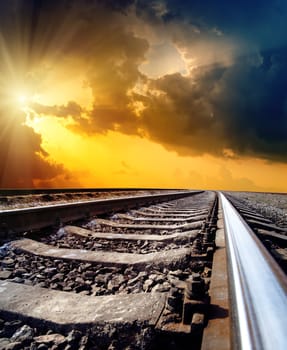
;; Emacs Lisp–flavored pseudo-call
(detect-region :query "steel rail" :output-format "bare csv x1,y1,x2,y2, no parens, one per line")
219,193,287,350
0,190,201,235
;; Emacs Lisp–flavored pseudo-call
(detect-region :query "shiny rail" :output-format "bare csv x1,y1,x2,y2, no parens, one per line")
219,193,287,350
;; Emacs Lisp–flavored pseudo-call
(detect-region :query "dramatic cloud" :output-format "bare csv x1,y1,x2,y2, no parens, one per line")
1,0,287,189
26,0,287,161
139,50,287,161
39,57,287,161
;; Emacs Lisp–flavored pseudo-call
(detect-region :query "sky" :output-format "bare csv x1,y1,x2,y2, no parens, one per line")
0,0,287,191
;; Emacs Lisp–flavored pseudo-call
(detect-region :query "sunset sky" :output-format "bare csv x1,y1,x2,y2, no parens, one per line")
1,0,287,191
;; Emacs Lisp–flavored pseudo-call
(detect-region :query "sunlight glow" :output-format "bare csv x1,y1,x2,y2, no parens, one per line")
16,92,42,110
18,94,28,105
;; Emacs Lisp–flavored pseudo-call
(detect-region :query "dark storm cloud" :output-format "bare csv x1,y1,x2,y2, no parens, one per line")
164,0,287,40
139,49,287,161
123,0,287,161
214,49,287,160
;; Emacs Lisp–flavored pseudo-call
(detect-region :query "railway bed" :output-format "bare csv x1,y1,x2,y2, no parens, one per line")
0,191,216,350
0,190,287,349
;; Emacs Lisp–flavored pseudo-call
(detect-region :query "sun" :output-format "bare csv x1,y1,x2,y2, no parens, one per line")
18,94,29,106
16,94,32,114
16,92,41,111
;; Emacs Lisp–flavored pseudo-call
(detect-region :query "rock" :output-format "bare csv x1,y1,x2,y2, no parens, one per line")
151,282,171,293
0,270,12,279
37,344,49,350
23,272,32,278
59,243,70,249
63,286,73,292
78,335,89,350
14,268,27,276
11,324,34,344
35,274,46,280
124,267,135,276
138,271,148,279
108,340,118,350
11,277,24,283
67,270,78,279
51,273,64,282
79,290,90,296
169,269,184,277
1,320,23,337
107,274,125,291
75,277,85,284
66,329,82,345
91,286,103,296
167,276,186,289
0,338,11,348
95,274,109,285
65,281,75,288
44,267,57,276
34,334,66,346
5,342,23,350
83,270,96,279
24,279,33,286
140,241,149,249
37,282,47,288
97,267,118,274
127,271,147,286
1,258,14,267
107,280,117,291
154,275,166,284
143,279,154,292
126,281,141,294
93,243,103,249
118,289,128,295
63,345,73,350
148,274,158,281
75,284,90,293
0,244,9,258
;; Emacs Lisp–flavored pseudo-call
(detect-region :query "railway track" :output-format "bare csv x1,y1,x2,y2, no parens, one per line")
0,190,286,349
